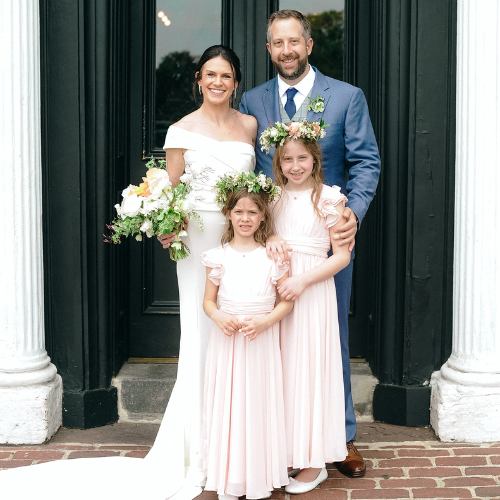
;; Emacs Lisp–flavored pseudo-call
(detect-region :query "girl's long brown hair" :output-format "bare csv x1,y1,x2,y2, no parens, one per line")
220,188,273,246
272,137,325,217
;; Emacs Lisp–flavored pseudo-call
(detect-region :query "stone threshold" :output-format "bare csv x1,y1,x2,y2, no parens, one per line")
111,361,378,423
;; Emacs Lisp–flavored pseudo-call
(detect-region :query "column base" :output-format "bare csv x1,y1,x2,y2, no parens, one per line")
373,383,431,426
430,368,500,442
0,374,62,445
63,387,118,429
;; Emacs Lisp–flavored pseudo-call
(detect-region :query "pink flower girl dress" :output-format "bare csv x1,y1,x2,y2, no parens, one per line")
200,244,290,499
272,184,349,469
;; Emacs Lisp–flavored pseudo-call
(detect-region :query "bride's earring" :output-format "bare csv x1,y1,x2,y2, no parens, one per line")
198,84,202,95
233,88,237,100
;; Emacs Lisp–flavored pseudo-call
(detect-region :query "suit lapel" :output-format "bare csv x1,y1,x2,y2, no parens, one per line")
262,77,281,126
307,67,331,122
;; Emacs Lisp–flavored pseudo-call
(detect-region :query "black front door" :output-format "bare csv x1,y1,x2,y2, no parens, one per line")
126,0,372,359
127,0,229,357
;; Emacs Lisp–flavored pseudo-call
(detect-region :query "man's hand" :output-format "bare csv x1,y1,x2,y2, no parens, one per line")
266,235,292,263
240,316,267,341
277,275,308,301
332,207,357,251
157,220,188,249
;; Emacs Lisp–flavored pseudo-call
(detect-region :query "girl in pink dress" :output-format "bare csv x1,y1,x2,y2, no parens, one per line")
201,174,293,500
262,121,351,494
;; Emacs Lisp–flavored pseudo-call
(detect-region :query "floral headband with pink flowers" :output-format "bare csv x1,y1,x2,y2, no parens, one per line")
259,119,329,155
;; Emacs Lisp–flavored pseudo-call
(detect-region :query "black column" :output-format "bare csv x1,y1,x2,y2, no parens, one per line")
224,0,279,94
345,0,457,426
40,0,129,428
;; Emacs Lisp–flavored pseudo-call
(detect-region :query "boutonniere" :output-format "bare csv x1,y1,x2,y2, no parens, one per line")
307,92,325,113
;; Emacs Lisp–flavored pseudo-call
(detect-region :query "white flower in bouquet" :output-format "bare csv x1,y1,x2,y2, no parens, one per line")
140,199,160,216
140,219,153,238
157,198,171,210
178,198,193,213
121,185,136,198
146,167,166,181
121,194,143,217
114,203,123,218
150,174,171,200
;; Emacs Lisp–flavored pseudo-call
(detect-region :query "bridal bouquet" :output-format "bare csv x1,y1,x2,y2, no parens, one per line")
104,158,203,261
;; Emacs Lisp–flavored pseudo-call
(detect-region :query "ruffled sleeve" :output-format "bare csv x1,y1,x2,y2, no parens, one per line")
201,247,224,286
318,185,348,229
271,255,290,285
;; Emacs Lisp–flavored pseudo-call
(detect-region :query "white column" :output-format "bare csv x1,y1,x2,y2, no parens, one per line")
0,0,62,444
430,0,500,442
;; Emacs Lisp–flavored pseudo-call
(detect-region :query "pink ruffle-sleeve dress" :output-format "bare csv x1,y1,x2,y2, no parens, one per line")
272,184,349,469
200,245,289,499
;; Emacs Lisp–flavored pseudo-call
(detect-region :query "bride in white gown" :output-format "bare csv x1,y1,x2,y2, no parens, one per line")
0,46,256,500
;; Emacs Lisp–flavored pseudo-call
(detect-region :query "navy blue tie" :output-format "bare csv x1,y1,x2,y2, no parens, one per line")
284,87,298,120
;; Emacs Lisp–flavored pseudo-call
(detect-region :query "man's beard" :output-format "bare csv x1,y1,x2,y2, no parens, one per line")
273,55,308,81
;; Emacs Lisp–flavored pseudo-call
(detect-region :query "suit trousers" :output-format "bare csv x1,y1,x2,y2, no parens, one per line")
334,259,356,442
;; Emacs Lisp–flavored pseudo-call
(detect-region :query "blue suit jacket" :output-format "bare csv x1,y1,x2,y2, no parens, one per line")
239,68,381,227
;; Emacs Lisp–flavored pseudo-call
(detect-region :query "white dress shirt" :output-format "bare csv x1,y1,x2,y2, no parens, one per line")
278,65,316,110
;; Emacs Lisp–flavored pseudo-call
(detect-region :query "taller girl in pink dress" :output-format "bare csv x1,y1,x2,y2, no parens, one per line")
261,120,351,494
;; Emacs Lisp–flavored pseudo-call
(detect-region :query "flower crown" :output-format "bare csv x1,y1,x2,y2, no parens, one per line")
214,171,281,209
259,119,329,154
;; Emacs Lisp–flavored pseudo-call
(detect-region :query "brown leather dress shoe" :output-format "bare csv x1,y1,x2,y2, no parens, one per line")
335,440,366,477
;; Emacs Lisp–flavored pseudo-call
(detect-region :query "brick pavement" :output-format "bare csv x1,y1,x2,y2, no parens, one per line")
1,423,499,500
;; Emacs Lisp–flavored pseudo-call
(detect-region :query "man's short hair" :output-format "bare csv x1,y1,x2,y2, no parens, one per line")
267,9,312,43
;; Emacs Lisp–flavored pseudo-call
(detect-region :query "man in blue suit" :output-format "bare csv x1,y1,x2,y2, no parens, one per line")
240,10,381,479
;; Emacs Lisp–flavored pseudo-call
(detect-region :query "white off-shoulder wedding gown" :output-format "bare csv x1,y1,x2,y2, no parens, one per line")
0,126,255,500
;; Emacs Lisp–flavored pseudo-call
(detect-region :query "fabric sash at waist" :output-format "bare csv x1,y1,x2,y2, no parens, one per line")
286,236,330,258
218,295,276,316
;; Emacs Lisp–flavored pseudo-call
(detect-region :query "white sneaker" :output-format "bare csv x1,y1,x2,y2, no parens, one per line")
218,494,238,500
285,467,328,494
